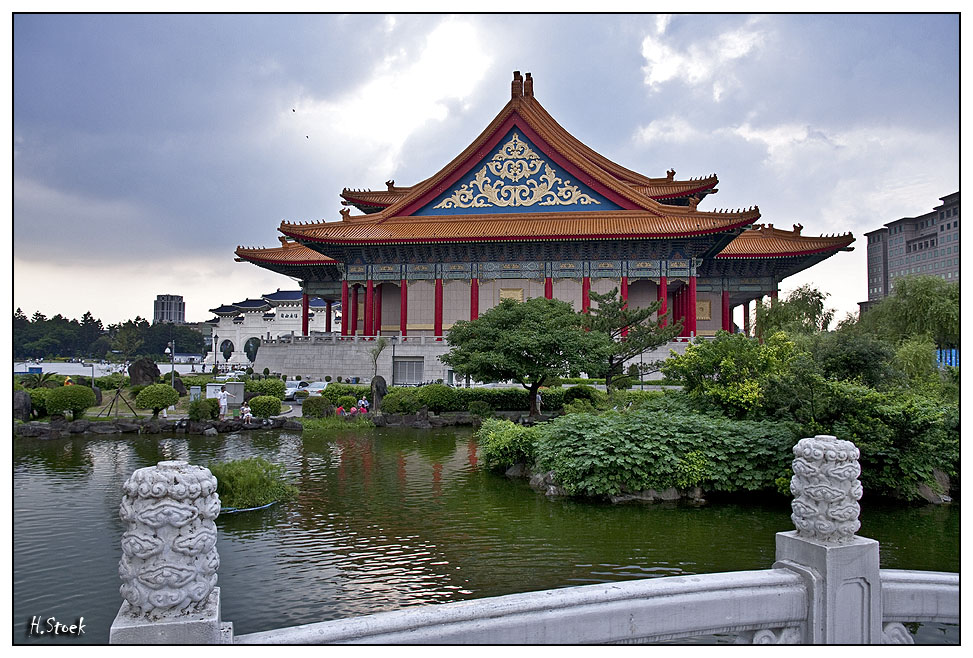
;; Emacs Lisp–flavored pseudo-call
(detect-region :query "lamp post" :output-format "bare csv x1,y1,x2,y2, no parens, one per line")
213,332,219,372
165,341,175,387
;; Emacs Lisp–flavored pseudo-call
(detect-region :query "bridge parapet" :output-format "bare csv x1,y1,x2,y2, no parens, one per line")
109,436,958,645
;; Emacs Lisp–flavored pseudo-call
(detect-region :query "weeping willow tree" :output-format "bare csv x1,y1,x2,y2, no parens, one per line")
753,284,835,341
859,275,959,348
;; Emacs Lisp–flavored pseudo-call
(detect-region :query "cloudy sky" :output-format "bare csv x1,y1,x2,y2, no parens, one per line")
12,13,960,327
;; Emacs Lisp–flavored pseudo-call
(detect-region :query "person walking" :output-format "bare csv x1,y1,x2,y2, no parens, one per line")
217,385,235,421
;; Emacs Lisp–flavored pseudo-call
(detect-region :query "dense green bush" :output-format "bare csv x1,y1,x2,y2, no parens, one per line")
135,384,180,418
322,383,370,405
468,400,494,418
380,388,423,414
245,378,286,400
209,457,297,509
179,375,213,389
248,395,282,418
94,373,129,390
187,397,219,421
46,386,98,420
294,390,309,400
301,396,334,419
415,384,457,413
533,409,800,498
28,387,51,417
563,384,604,406
337,395,358,410
475,418,540,470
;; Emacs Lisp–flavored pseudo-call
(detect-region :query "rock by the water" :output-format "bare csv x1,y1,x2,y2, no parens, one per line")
13,390,32,422
128,358,161,386
203,427,218,436
371,375,387,413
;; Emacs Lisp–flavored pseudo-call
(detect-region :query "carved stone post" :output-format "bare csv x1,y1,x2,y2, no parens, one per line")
109,461,232,644
773,435,883,644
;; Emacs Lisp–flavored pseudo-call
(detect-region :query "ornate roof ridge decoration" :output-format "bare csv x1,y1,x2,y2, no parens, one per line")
718,223,855,259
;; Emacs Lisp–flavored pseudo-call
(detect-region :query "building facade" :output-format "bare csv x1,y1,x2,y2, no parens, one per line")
205,290,338,367
236,72,854,377
153,294,186,324
865,192,960,304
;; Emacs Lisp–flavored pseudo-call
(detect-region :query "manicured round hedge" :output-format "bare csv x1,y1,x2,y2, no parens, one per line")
135,384,179,418
249,395,282,418
301,396,334,419
46,386,97,420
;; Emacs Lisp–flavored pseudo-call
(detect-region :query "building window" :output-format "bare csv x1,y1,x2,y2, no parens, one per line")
393,357,424,385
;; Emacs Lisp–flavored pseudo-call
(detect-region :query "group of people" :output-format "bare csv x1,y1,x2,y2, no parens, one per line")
335,398,370,417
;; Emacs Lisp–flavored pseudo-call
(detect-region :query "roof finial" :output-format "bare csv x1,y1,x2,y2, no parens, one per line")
511,71,523,99
340,207,351,222
524,72,533,97
666,168,675,181
386,179,395,191
793,223,803,235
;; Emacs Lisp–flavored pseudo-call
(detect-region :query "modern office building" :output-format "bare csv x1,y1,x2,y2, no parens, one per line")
864,192,960,304
153,294,186,324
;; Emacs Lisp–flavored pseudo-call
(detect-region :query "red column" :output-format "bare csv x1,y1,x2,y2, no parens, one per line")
350,285,359,336
658,276,668,327
687,276,697,337
400,279,408,337
374,283,383,336
434,278,444,338
470,278,479,320
340,281,349,336
677,288,685,336
582,276,590,313
620,276,629,338
326,300,332,333
301,293,309,336
364,280,374,336
722,289,731,332
544,277,553,299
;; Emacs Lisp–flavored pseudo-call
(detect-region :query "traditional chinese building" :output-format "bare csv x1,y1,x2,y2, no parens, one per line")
236,72,854,352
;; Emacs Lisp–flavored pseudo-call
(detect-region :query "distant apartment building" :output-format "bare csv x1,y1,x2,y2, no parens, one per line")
153,294,186,324
863,192,960,306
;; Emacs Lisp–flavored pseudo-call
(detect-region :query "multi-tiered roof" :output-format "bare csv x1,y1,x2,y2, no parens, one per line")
237,71,852,277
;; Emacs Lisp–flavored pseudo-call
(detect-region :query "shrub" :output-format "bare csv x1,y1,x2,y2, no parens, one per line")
563,384,603,406
128,385,146,399
208,457,297,509
294,390,309,400
179,375,212,389
534,409,800,498
475,418,539,469
381,388,423,414
263,368,270,376
539,388,565,410
302,416,375,434
324,376,331,382
296,375,302,381
322,383,370,405
468,400,494,418
46,386,98,420
28,387,51,418
249,395,282,418
415,384,456,413
246,367,254,376
245,378,286,400
188,397,219,421
135,384,180,419
337,395,357,410
94,373,129,390
301,396,334,419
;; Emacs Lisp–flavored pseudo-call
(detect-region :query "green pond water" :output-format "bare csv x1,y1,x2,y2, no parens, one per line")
12,427,959,644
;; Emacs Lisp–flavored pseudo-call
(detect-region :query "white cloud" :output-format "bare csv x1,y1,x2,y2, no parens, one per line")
640,16,767,101
634,116,701,145
279,17,493,182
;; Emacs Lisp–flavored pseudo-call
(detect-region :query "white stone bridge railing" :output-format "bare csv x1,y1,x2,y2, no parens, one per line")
109,436,959,645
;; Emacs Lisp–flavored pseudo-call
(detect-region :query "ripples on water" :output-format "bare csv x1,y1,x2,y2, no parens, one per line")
13,428,959,644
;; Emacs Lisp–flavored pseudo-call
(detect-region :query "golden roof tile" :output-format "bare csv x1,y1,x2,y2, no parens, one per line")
235,239,336,265
717,224,855,258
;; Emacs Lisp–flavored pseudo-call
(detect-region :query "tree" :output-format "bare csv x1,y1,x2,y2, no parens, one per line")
442,297,609,416
369,337,389,378
859,275,959,348
112,321,144,358
135,383,180,419
661,331,797,417
753,284,835,339
583,287,681,390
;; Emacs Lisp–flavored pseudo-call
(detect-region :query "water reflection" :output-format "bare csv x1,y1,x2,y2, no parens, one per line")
13,428,959,644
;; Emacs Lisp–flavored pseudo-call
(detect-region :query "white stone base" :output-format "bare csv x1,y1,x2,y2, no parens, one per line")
109,587,229,645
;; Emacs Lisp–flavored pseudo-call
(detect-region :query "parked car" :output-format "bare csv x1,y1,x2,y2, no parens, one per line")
304,381,329,396
283,380,310,400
